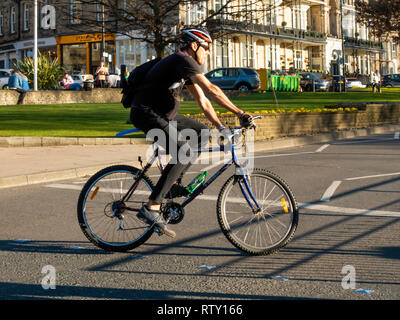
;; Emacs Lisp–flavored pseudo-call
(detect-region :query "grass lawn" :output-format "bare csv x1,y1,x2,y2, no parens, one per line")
1,88,399,137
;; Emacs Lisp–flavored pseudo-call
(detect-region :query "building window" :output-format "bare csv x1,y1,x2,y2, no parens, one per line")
0,12,3,36
10,7,16,33
96,2,101,22
215,40,229,67
215,0,228,19
186,2,206,25
256,40,265,68
241,41,254,67
69,0,82,24
342,10,355,37
23,3,30,31
62,43,86,73
117,39,139,71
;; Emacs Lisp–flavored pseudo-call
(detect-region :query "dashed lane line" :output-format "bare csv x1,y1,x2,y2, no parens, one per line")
315,144,330,152
320,181,342,202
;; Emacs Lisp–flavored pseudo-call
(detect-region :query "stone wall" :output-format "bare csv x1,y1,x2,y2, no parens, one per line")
0,88,122,105
0,87,244,105
190,104,400,141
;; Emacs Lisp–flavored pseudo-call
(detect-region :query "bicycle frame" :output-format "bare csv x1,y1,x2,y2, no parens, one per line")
121,128,262,213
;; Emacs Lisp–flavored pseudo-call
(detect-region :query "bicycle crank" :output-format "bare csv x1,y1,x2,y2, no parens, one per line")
162,202,185,225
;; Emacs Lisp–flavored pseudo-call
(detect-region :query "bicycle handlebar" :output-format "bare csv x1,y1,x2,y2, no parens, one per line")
234,115,262,132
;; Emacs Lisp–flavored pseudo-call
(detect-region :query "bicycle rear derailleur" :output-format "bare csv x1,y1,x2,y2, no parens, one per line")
162,202,185,225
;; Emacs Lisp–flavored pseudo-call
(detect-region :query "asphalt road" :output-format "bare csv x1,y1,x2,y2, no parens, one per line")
0,132,399,305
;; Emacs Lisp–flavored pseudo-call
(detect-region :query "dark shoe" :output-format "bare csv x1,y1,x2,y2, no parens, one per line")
164,183,189,199
137,205,176,238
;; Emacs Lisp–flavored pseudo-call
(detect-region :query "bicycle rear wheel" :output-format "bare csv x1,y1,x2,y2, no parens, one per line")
77,165,154,252
217,168,298,255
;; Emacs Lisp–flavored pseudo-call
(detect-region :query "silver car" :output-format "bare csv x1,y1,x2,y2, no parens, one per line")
71,74,94,85
205,67,260,91
0,69,11,89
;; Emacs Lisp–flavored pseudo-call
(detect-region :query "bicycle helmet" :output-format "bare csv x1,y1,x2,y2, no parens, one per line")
180,27,212,49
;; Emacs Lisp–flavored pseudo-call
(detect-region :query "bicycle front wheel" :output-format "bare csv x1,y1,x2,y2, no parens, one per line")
217,168,298,256
77,165,155,252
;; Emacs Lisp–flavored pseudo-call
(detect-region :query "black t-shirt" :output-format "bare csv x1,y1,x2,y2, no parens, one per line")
133,52,202,114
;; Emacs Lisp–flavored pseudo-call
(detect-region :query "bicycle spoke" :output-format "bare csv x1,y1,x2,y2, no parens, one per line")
218,170,297,255
78,166,154,251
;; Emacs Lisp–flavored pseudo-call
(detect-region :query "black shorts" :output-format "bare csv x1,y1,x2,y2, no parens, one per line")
130,104,209,153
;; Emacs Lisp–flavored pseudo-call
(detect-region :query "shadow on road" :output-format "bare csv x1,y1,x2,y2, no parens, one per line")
0,240,108,255
0,281,314,300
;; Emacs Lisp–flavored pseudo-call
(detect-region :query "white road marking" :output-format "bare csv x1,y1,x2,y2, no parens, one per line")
254,151,314,159
320,181,342,202
315,144,330,152
193,150,317,171
148,171,198,178
47,183,83,191
299,203,400,218
47,183,400,218
320,172,400,202
345,172,400,181
202,159,226,171
46,183,150,195
334,138,395,145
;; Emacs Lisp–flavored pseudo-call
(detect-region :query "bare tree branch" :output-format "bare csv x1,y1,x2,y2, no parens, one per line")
355,0,400,42
57,0,280,57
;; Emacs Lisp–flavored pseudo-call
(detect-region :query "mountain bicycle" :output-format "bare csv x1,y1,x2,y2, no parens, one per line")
77,118,299,256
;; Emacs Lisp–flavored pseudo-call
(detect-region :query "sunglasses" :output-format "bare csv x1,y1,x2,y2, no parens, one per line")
199,43,210,51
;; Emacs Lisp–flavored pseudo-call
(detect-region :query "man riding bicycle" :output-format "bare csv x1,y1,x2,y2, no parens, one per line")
130,27,255,237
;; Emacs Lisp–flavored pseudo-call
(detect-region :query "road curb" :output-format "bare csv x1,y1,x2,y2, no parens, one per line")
1,124,399,189
252,123,400,151
0,136,149,148
0,161,141,189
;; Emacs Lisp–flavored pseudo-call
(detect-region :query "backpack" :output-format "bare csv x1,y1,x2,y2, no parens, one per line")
121,57,162,108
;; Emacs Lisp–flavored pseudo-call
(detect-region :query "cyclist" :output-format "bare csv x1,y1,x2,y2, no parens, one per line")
130,27,255,237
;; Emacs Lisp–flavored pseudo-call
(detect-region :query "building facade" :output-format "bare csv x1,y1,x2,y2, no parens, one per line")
0,0,398,78
0,0,59,69
202,0,395,77
0,0,156,74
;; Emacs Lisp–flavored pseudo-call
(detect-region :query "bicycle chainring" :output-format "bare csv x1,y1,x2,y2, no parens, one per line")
162,202,184,225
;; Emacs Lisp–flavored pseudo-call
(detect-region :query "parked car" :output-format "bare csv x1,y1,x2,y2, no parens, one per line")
205,67,260,91
381,74,400,87
299,72,330,91
0,68,12,89
330,75,345,92
71,74,94,85
346,77,366,89
107,74,121,88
